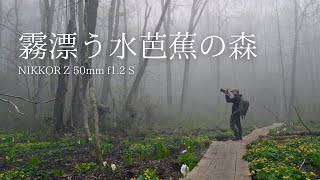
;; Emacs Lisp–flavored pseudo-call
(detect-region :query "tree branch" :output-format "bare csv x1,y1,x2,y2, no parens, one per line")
264,105,280,122
292,105,312,134
192,0,208,32
0,89,67,104
0,98,25,115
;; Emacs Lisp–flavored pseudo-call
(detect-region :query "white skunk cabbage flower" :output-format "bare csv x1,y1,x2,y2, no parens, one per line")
103,161,107,167
111,163,116,172
181,150,187,154
180,164,190,177
89,137,92,141
77,140,81,145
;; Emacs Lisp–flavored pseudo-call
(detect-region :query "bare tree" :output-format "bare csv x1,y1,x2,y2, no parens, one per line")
161,0,173,107
288,0,316,120
65,0,77,129
139,0,151,68
35,0,55,122
53,20,73,134
211,0,229,117
180,0,207,112
123,0,171,118
69,0,85,129
0,0,2,49
101,0,116,104
105,0,121,105
85,0,102,164
89,73,103,164
123,0,128,100
275,0,288,118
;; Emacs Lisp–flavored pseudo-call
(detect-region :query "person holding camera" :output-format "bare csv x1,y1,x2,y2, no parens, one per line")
222,88,243,141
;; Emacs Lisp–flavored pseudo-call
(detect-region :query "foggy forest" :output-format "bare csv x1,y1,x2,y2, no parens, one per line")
0,0,319,179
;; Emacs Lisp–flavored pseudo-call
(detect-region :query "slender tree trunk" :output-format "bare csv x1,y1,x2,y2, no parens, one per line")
103,0,121,104
180,0,207,112
124,0,170,114
14,0,20,74
78,0,84,55
0,0,2,50
215,15,222,117
275,0,287,118
53,20,73,134
101,0,116,104
161,0,172,107
288,0,299,121
84,0,102,163
48,0,56,97
36,0,55,122
85,0,99,144
180,6,196,113
89,76,103,164
69,0,85,129
136,1,151,99
139,1,151,68
66,0,77,129
123,0,128,100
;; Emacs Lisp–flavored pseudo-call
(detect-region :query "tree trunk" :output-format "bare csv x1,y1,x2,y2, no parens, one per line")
66,0,77,129
84,0,99,143
89,76,103,164
0,0,2,49
288,0,299,121
180,0,207,112
161,0,172,107
275,0,288,118
83,0,102,163
124,0,170,115
138,1,151,68
104,0,121,104
78,0,84,55
215,14,222,117
48,0,56,98
36,0,55,121
53,20,73,134
69,0,85,129
82,0,99,100
101,0,116,104
123,0,128,100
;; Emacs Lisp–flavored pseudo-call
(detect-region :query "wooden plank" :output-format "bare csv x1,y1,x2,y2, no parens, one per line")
182,123,283,180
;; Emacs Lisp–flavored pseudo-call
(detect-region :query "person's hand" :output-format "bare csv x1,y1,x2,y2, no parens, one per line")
225,89,229,95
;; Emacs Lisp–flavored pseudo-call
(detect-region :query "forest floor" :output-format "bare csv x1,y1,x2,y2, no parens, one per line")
243,122,320,180
0,127,253,180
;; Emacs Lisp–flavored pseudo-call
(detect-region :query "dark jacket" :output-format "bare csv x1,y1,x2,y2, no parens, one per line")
225,94,242,115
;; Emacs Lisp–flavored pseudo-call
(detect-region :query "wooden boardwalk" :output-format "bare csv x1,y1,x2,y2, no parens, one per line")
183,123,283,180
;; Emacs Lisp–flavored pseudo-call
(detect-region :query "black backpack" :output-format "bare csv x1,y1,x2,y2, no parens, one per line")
239,97,249,119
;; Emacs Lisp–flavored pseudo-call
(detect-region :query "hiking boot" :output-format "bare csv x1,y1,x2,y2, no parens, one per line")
232,137,239,141
232,137,242,141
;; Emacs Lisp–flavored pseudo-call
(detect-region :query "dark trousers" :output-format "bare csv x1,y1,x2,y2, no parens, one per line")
230,114,242,138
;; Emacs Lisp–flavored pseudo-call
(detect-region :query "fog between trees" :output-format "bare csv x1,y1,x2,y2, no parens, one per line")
0,0,319,131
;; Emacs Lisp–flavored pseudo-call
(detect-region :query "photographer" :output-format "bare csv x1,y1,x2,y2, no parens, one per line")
222,88,243,141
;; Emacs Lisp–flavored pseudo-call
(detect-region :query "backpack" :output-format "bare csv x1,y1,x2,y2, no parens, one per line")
239,97,249,118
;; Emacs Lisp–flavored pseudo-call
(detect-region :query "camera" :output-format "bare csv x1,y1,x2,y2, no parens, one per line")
220,88,228,94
